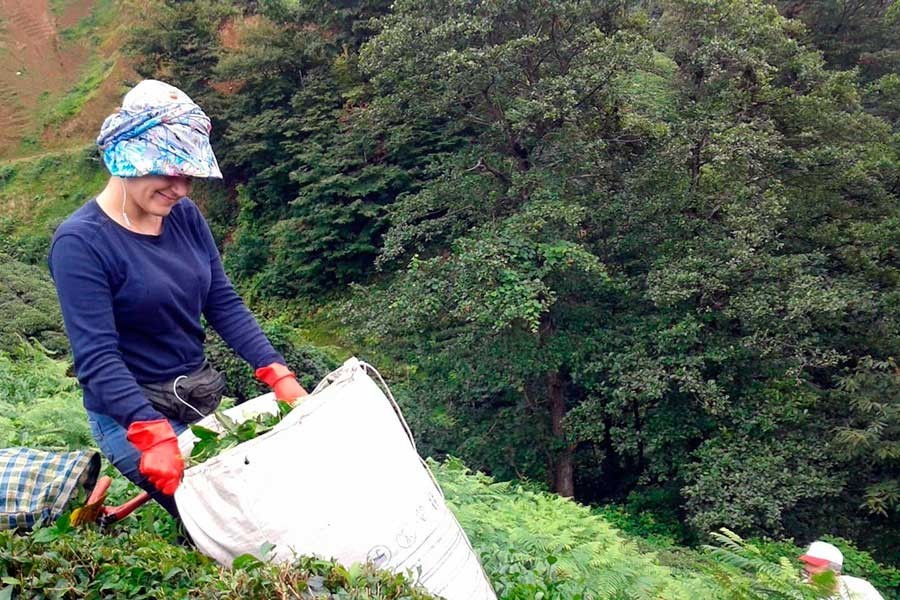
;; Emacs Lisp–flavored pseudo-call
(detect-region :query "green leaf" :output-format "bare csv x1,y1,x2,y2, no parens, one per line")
259,542,276,559
190,425,220,441
31,527,59,544
232,553,263,571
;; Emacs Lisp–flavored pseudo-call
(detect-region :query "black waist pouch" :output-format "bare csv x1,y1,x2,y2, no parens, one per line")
140,360,226,424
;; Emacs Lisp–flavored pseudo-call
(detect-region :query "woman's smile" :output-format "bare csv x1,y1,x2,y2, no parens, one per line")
155,191,180,203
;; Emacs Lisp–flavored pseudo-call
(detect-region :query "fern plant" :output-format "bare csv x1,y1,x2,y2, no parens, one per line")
704,529,832,600
433,458,729,600
0,343,92,449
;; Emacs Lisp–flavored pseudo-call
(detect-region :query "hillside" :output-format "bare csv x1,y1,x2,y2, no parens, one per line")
3,346,895,599
0,0,898,598
0,0,129,159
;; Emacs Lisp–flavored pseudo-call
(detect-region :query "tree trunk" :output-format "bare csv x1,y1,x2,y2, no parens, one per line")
548,370,575,497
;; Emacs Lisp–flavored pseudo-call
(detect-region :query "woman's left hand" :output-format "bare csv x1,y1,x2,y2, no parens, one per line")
255,363,308,405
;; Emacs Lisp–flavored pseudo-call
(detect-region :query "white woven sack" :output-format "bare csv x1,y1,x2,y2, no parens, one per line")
175,358,496,600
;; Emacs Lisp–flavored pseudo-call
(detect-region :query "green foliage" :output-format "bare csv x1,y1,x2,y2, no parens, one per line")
0,146,107,261
865,73,900,126
48,0,72,15
352,0,655,504
0,255,68,354
258,72,421,296
58,0,117,45
124,0,233,97
833,357,900,517
343,0,900,555
219,186,270,282
436,458,820,599
683,434,844,536
293,0,393,48
38,57,115,129
205,318,338,402
188,403,292,465
594,487,696,548
0,344,90,450
775,0,900,81
0,526,437,599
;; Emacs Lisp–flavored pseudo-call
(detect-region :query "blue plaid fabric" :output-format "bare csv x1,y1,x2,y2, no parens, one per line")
0,448,100,530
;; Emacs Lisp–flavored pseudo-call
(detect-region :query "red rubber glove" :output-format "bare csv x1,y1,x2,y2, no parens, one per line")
126,419,184,495
255,362,308,405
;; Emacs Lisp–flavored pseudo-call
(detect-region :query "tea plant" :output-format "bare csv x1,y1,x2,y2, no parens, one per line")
0,523,437,599
188,403,292,465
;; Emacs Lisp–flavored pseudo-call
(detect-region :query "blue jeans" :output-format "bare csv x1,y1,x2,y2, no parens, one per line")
86,410,188,519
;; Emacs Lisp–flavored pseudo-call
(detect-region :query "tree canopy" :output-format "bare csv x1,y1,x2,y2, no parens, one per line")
124,0,899,557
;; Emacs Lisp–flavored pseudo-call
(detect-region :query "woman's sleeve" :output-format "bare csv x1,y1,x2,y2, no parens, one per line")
196,213,285,369
48,234,164,428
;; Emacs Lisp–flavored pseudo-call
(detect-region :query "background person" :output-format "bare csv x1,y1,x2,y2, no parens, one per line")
799,541,885,600
48,79,307,518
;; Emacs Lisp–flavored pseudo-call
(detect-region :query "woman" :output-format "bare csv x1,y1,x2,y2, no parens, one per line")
48,79,307,517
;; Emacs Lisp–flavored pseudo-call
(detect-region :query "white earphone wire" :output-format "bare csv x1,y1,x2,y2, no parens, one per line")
120,179,132,228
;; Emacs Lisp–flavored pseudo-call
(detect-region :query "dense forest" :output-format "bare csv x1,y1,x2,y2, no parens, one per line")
117,0,899,555
0,0,897,597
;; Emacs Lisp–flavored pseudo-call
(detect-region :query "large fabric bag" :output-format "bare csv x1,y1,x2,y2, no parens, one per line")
175,358,496,600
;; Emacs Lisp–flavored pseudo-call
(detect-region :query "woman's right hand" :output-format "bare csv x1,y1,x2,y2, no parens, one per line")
126,419,184,495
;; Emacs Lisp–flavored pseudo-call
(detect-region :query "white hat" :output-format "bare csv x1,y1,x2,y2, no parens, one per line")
799,541,843,568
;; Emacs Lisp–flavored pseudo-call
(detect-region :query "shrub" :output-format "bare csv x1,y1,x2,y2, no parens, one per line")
0,524,437,599
205,318,338,403
0,255,68,355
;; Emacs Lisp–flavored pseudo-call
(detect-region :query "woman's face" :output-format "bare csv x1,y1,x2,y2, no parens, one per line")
125,175,193,217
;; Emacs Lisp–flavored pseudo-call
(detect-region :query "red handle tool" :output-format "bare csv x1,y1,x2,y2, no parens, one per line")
70,476,153,526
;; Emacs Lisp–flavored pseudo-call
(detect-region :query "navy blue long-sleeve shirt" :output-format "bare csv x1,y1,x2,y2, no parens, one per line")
48,197,283,428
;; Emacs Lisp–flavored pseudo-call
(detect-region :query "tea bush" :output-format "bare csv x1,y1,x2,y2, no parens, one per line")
0,523,437,599
0,255,68,355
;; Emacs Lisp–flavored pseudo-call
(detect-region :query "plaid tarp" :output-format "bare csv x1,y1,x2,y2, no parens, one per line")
0,448,100,530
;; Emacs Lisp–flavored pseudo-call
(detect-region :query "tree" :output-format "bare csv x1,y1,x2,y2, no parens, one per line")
123,0,899,553
353,0,899,551
356,0,655,497
775,1,900,81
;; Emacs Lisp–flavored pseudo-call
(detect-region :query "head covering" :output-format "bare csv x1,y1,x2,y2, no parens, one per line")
799,541,843,569
96,79,222,179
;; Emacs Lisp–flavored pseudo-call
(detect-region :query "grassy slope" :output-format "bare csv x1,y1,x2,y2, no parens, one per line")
0,146,106,240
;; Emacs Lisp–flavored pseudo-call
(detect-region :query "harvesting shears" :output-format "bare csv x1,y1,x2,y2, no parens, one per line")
69,476,152,527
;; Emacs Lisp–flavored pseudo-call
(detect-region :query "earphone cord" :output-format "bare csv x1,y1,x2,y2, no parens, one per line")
120,179,132,228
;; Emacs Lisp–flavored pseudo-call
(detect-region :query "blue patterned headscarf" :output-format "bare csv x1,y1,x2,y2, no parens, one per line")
96,80,222,179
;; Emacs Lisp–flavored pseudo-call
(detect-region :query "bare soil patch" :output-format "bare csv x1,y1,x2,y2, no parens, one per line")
0,0,104,158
